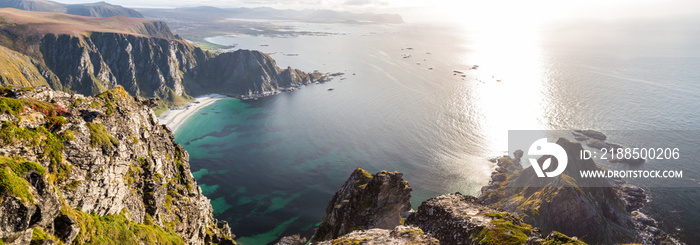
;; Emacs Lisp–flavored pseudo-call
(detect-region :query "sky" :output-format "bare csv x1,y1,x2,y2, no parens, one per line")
54,0,700,27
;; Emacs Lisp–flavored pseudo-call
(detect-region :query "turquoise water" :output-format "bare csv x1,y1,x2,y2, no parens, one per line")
175,22,700,244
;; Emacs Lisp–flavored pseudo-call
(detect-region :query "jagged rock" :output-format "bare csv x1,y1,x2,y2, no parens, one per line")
135,96,159,108
312,168,412,242
574,130,607,141
513,149,524,160
53,214,79,244
406,193,541,245
0,196,31,239
316,226,439,245
622,186,647,212
479,138,675,244
3,228,33,245
0,86,235,244
275,234,308,245
193,50,327,98
585,138,622,150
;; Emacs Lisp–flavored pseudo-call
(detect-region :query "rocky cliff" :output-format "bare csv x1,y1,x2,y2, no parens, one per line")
310,168,585,245
192,49,326,97
0,85,234,244
312,168,413,242
0,8,329,114
479,138,679,244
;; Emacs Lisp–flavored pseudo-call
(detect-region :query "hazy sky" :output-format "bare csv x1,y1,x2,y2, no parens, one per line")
54,0,700,26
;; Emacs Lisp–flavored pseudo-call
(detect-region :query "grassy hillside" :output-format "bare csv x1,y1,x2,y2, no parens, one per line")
0,0,143,18
0,8,172,38
0,45,48,87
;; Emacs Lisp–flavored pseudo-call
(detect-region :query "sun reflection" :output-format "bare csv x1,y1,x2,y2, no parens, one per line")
461,28,553,155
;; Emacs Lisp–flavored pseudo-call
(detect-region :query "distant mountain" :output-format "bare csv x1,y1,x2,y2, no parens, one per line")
140,6,404,24
0,0,143,18
0,8,174,38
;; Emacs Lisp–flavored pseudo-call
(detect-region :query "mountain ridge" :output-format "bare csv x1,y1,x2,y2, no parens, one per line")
0,0,143,18
140,6,404,24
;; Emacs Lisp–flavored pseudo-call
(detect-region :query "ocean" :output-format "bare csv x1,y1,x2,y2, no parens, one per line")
173,21,700,244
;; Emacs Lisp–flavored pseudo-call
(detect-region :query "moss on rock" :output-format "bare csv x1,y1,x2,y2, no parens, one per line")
86,122,118,148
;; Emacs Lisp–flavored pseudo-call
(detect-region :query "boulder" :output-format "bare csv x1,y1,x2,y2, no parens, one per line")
53,214,80,244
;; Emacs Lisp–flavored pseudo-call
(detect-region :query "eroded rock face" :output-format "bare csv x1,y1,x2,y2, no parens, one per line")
0,171,61,243
192,49,326,98
406,193,542,245
1,22,329,109
0,86,234,244
310,168,590,245
312,168,412,242
275,234,308,245
40,32,204,100
479,137,676,244
316,226,439,245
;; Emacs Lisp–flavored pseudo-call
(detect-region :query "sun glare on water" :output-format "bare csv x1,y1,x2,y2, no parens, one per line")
445,0,568,154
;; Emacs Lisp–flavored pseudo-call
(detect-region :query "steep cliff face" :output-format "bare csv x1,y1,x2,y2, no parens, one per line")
0,86,234,244
192,49,327,97
312,168,412,242
39,34,119,96
0,9,329,114
0,45,49,87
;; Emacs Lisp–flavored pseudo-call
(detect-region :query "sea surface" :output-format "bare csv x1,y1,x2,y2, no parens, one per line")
174,20,700,244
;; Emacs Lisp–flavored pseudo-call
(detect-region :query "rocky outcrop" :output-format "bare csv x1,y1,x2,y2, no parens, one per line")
312,168,412,242
311,169,586,245
192,49,327,98
406,193,547,245
0,86,234,244
479,137,676,244
275,234,308,245
316,226,439,245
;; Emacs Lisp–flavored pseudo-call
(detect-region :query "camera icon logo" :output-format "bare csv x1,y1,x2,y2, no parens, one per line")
527,138,568,178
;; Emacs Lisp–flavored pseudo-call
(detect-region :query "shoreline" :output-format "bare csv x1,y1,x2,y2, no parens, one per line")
157,94,228,133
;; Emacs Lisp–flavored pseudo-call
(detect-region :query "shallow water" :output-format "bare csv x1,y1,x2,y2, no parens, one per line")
176,22,700,244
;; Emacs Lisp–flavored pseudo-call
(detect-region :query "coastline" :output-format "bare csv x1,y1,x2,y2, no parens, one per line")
157,94,228,133
156,77,336,134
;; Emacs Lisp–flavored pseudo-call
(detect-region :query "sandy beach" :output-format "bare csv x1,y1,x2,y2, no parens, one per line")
157,94,228,133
